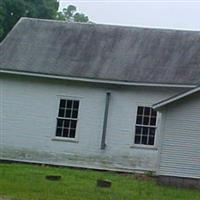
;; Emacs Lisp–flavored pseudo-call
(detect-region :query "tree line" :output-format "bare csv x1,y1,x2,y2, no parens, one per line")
0,0,90,41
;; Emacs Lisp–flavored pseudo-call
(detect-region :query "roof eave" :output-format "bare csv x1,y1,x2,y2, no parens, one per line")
153,85,200,110
0,69,197,88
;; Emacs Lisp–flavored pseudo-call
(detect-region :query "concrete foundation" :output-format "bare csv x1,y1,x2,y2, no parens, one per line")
157,176,200,189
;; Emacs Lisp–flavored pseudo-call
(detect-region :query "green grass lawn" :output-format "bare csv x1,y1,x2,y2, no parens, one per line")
0,163,199,200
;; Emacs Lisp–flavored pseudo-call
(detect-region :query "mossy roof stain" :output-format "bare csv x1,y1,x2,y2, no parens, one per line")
1,17,200,85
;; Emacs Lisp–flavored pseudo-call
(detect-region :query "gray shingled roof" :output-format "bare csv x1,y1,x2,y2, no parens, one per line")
1,17,200,85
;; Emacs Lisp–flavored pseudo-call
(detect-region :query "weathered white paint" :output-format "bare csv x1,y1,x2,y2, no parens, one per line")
158,93,200,178
0,74,183,172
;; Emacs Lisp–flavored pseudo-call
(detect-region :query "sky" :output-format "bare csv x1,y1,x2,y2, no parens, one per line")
59,0,200,30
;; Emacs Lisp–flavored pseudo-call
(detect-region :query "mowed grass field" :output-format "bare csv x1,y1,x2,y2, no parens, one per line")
0,163,199,200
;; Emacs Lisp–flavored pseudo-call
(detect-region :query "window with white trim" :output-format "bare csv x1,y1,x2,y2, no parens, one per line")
134,106,157,145
56,99,79,138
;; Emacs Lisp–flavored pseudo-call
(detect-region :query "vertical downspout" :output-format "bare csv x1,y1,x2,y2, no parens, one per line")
100,92,111,150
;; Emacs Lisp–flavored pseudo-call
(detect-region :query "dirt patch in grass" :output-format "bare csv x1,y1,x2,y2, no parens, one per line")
135,173,155,181
117,172,155,182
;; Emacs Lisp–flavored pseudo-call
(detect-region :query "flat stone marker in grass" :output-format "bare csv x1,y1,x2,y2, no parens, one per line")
45,175,62,181
97,179,112,188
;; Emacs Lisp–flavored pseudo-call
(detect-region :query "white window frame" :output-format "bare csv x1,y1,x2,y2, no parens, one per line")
52,95,82,143
132,105,160,149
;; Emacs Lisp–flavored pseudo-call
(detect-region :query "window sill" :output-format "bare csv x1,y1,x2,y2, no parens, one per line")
52,137,79,143
130,145,158,150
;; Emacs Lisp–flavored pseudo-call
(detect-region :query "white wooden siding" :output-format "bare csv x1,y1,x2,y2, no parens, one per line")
158,93,200,178
0,74,182,172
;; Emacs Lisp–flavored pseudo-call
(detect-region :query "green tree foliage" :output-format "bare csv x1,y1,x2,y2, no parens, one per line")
0,0,59,41
57,5,90,23
0,3,4,38
0,2,91,42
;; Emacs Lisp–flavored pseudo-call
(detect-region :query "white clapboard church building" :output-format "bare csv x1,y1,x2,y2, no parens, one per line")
0,18,199,187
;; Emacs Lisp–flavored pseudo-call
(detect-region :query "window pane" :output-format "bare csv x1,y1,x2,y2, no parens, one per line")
63,128,69,137
142,136,147,144
60,99,66,108
136,116,142,124
150,117,156,126
151,109,157,117
148,136,155,145
135,135,141,144
143,117,149,125
57,119,63,127
64,119,70,128
58,109,65,117
56,128,62,137
67,100,73,108
149,128,155,137
71,110,78,118
69,129,76,138
144,107,150,116
65,109,71,118
137,106,143,115
73,101,79,109
142,127,148,136
135,126,142,135
70,120,77,129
